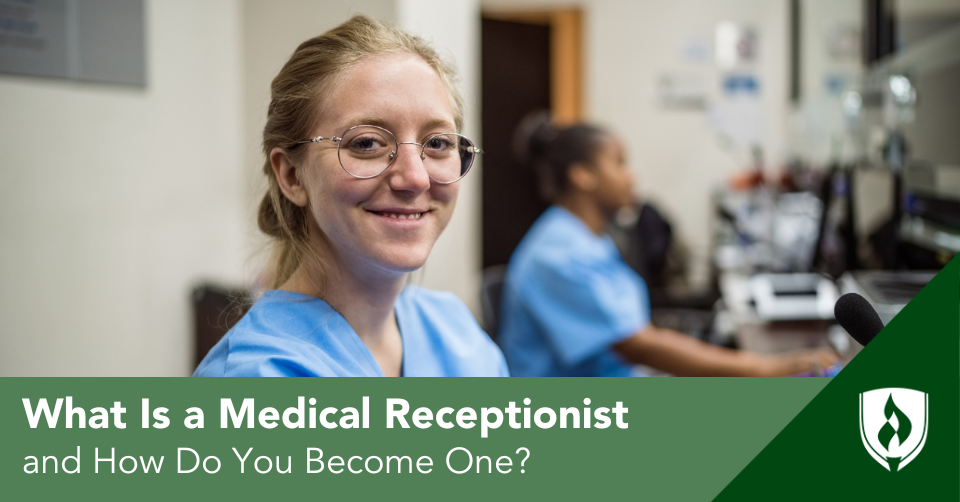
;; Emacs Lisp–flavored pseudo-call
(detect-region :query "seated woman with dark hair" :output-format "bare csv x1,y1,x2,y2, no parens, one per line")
498,118,837,377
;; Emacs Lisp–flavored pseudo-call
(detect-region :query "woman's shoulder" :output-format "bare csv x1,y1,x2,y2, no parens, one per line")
193,291,378,377
397,285,509,377
398,284,467,308
396,285,479,335
513,207,612,268
230,290,350,348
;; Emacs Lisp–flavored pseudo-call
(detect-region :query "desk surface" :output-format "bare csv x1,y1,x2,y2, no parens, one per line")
719,273,862,363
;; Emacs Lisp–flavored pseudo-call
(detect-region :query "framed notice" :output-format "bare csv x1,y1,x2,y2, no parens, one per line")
0,0,145,86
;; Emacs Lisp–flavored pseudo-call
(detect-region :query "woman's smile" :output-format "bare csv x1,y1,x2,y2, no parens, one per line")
365,206,431,226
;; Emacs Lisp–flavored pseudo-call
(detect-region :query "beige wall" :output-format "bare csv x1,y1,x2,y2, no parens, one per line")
483,0,791,285
0,0,247,376
789,0,863,166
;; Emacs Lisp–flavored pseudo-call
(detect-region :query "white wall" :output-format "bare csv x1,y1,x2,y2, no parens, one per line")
483,0,791,286
592,0,789,285
789,0,863,166
0,0,247,375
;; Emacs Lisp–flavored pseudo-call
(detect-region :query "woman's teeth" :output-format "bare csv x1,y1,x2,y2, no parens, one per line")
382,212,422,220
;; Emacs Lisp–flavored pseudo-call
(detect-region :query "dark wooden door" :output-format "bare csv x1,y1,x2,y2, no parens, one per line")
481,18,552,268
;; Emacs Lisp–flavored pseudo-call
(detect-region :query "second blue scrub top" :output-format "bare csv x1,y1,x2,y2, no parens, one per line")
499,206,650,377
194,286,508,377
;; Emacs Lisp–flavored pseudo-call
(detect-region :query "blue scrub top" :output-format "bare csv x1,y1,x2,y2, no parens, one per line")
194,286,508,377
499,206,650,377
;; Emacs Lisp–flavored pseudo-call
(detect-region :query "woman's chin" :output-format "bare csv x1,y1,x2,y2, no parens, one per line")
371,245,433,275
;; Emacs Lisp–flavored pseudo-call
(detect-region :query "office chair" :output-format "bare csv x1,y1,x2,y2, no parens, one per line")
480,265,508,341
612,203,718,340
191,283,251,368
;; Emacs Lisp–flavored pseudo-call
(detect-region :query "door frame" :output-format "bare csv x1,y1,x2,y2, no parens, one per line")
482,8,584,124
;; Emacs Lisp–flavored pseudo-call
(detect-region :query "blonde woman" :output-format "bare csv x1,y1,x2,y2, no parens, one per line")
195,16,507,377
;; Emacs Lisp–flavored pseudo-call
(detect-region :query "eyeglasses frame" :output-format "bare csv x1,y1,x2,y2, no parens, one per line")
287,124,482,185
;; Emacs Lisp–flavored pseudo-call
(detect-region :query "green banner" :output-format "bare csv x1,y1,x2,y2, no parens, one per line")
4,378,824,499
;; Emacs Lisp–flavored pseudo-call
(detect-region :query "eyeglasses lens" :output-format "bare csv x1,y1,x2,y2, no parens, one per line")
422,133,475,183
338,126,395,178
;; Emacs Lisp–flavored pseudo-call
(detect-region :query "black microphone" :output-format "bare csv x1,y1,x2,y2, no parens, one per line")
834,293,884,347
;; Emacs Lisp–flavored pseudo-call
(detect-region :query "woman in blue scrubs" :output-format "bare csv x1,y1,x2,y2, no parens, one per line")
498,118,838,377
195,16,507,377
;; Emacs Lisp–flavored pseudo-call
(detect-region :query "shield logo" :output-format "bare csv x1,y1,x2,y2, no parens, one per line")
859,388,928,471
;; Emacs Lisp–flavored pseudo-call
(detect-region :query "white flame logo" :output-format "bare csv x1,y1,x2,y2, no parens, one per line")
859,388,928,471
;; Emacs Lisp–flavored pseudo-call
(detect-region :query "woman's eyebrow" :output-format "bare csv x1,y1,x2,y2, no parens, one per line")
338,117,390,130
335,117,456,133
418,118,457,132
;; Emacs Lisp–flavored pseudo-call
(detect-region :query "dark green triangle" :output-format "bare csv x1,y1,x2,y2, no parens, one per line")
713,255,959,501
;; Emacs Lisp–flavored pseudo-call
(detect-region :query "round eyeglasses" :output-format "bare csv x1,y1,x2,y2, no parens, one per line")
288,125,482,184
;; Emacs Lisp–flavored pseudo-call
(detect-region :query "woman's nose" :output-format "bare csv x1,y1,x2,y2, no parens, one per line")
387,143,431,193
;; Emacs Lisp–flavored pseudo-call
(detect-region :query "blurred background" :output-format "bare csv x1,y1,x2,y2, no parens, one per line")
1,0,958,375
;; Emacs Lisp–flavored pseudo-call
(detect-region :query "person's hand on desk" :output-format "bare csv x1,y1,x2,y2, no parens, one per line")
613,325,840,377
755,348,839,377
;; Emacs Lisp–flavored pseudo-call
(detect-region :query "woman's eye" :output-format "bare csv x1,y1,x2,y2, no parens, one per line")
425,136,455,151
348,136,386,151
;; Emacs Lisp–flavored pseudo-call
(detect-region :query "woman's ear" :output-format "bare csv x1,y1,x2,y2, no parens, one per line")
568,163,599,192
270,147,309,207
